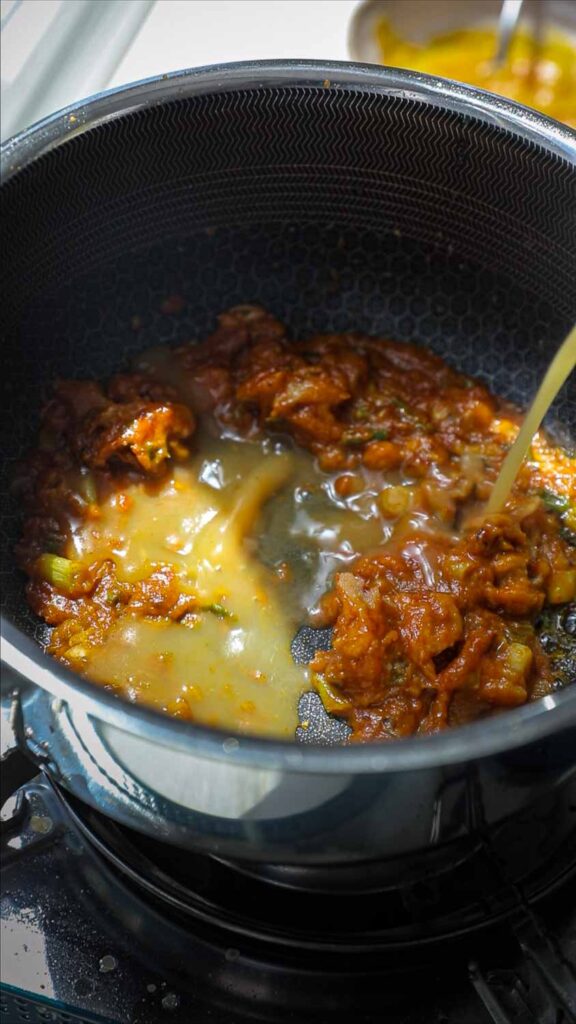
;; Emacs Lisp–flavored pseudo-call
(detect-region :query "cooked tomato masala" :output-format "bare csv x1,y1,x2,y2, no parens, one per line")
15,306,576,740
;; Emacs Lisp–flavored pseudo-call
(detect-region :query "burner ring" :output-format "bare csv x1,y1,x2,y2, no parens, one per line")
53,781,576,954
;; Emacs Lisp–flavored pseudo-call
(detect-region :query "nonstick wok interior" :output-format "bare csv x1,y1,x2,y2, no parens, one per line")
1,67,575,732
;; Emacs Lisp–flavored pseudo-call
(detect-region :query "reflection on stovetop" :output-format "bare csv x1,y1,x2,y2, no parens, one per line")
1,775,575,1024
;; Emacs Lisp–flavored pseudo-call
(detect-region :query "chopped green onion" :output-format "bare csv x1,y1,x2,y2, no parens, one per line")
539,489,570,514
202,603,236,620
314,675,352,713
36,554,82,593
80,472,97,504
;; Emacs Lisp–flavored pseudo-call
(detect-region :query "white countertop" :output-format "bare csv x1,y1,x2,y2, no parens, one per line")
1,0,360,140
110,0,359,87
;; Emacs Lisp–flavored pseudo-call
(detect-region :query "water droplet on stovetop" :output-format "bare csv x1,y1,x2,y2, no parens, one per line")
99,954,117,973
29,815,53,834
225,947,240,962
147,982,157,992
222,737,239,753
161,991,180,1010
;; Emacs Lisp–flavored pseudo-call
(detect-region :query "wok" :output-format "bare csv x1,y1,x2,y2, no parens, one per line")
1,62,575,883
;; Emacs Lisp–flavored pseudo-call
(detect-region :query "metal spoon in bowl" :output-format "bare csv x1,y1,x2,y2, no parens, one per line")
492,0,525,68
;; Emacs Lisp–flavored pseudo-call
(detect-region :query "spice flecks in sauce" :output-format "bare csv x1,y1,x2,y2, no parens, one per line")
15,306,576,741
69,443,314,736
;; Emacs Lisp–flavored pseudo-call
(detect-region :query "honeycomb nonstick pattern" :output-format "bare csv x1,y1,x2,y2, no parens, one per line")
1,82,575,658
1,223,574,621
3,87,575,312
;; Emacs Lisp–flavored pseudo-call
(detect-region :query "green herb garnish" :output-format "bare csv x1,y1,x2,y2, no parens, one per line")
203,603,236,620
539,489,570,514
36,554,82,593
343,428,389,446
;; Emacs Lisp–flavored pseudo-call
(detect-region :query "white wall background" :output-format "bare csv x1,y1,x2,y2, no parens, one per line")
1,0,359,140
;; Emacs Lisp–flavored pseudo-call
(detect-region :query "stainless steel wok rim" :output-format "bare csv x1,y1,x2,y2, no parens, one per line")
2,60,575,775
1,58,575,177
3,619,576,773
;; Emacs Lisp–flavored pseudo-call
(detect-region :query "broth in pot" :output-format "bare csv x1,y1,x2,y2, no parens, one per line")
14,307,576,741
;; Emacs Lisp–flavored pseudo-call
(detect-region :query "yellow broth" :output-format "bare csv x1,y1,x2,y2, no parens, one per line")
375,21,576,127
62,433,388,736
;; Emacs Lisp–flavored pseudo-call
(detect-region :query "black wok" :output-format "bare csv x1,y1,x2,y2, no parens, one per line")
1,62,575,888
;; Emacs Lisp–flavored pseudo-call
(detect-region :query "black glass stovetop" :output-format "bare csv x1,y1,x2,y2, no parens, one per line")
1,771,575,1024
